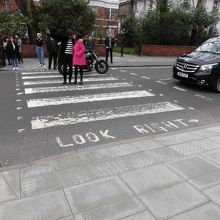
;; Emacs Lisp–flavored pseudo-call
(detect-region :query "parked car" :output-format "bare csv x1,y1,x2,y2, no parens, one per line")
173,36,220,92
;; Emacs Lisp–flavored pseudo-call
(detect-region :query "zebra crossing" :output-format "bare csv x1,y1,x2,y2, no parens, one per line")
20,70,186,130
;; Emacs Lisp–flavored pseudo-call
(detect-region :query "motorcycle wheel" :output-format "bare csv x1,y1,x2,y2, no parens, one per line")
58,63,70,75
95,60,109,74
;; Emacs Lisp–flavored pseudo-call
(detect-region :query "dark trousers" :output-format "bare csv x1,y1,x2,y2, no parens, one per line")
74,65,83,82
17,52,23,63
106,48,113,63
63,54,73,83
48,52,58,69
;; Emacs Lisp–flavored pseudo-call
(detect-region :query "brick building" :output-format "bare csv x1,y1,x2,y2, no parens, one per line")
0,0,17,11
89,0,120,39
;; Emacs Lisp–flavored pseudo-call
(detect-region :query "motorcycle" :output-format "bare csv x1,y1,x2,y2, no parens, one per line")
58,50,109,75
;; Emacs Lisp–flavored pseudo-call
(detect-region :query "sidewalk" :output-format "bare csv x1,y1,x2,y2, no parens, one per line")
2,55,220,220
0,53,176,71
1,124,220,219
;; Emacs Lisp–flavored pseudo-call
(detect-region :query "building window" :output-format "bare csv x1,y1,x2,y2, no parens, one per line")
213,0,219,11
108,8,117,20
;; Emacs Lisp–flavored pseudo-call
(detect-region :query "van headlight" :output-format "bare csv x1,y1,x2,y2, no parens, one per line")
198,63,218,75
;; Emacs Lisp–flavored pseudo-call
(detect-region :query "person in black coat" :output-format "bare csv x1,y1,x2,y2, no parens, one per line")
6,36,19,70
46,28,75,84
46,37,59,70
104,32,116,64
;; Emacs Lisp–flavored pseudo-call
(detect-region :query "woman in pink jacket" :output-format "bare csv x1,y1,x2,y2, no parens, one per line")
72,32,86,85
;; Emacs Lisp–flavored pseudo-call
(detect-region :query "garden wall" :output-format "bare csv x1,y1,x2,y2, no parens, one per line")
21,44,195,58
141,45,195,56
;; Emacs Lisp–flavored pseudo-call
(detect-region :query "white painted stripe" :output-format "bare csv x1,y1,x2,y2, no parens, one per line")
21,71,57,75
22,75,60,79
23,77,118,85
156,80,167,85
130,73,137,75
25,82,133,94
195,94,213,101
141,76,151,79
120,70,127,72
31,102,184,129
173,86,187,91
27,90,155,108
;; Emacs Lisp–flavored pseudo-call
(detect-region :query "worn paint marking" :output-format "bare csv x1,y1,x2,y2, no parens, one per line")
23,77,119,85
25,82,133,94
31,101,185,129
27,90,155,108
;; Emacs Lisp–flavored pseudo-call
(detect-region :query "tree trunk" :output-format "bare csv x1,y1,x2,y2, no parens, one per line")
15,0,38,44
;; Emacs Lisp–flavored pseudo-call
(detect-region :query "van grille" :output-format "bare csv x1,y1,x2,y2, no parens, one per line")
176,62,200,73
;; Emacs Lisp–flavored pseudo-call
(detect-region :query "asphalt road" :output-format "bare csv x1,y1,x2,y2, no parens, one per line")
0,66,219,166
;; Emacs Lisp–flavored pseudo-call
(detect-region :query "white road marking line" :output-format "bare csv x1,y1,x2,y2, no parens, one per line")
141,76,151,79
173,86,187,91
23,77,119,85
130,72,137,75
188,107,195,110
31,101,185,129
21,71,57,75
27,90,155,108
111,68,118,70
195,94,213,101
159,78,172,81
120,70,127,72
22,75,61,79
25,82,134,94
18,129,25,133
156,80,167,85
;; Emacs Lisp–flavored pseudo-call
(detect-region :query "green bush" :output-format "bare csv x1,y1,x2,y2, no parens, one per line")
113,46,138,55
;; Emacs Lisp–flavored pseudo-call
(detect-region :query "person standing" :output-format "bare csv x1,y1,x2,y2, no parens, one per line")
46,37,59,70
46,28,75,84
0,34,4,67
73,32,86,85
3,37,10,65
15,34,23,64
6,36,19,70
104,32,115,64
36,33,46,68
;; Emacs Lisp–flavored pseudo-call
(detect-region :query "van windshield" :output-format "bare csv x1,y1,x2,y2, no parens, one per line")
195,42,220,54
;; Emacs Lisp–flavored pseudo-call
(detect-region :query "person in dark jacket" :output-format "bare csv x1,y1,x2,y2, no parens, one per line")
6,36,19,70
46,37,59,70
46,28,75,84
104,32,116,64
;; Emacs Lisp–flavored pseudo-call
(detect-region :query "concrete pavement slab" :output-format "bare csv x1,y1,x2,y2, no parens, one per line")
139,182,208,219
207,126,220,134
0,190,72,220
121,164,183,194
120,210,155,220
154,129,218,146
0,175,17,202
2,169,20,197
21,171,62,197
168,202,220,220
58,147,181,188
53,140,162,171
188,170,220,190
167,156,220,179
57,216,75,220
169,139,220,156
204,184,220,206
203,150,220,165
65,177,145,219
74,197,145,220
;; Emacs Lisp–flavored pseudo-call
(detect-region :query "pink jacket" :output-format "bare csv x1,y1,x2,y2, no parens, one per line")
73,40,86,66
